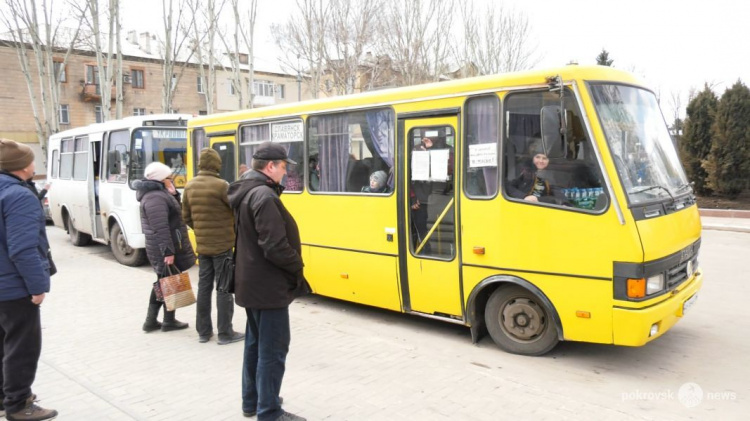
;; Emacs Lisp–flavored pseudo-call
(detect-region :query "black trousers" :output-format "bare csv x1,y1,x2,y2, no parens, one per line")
0,297,42,414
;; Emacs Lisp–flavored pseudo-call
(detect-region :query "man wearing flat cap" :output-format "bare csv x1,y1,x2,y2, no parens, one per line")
227,141,309,421
0,139,57,421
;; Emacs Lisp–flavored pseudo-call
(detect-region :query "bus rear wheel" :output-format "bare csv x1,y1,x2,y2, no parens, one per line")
485,285,559,356
66,214,91,246
110,223,147,267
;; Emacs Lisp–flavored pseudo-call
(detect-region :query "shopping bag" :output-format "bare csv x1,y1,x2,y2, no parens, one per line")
159,265,196,311
216,255,235,294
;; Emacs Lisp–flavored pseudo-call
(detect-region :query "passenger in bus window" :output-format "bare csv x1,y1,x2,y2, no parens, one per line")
507,150,566,205
361,170,390,193
239,163,249,176
308,156,320,191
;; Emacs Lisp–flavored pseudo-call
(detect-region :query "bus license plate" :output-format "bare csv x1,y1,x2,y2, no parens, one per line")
682,294,698,315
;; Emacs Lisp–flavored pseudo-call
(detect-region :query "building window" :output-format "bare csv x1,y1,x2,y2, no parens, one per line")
276,84,285,99
58,104,70,125
131,69,144,88
133,108,146,116
253,80,274,97
53,60,67,83
85,65,100,85
94,105,103,123
198,110,207,115
229,80,236,96
171,74,177,90
197,76,205,94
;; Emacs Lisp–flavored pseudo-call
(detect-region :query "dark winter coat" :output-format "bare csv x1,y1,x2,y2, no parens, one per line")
182,149,235,256
227,170,309,309
0,172,51,301
136,180,195,275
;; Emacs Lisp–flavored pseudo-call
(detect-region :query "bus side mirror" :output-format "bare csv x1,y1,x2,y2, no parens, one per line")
541,105,566,159
108,150,122,175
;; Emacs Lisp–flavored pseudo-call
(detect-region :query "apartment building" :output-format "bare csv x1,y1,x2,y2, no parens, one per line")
0,30,311,174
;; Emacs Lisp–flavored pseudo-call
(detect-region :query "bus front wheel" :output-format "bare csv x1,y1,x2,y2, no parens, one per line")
485,285,559,356
110,224,147,267
66,214,91,247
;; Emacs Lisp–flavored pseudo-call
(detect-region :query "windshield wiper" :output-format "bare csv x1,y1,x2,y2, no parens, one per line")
674,182,694,194
628,185,674,202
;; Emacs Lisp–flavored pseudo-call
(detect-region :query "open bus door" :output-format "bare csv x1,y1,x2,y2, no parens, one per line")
399,115,462,319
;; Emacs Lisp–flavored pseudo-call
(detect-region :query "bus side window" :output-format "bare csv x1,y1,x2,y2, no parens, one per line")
308,108,394,194
503,90,606,211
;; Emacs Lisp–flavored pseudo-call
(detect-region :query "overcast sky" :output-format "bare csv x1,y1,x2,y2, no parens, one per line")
121,0,750,119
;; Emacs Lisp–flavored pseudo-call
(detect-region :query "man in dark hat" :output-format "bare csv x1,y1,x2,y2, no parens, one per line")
227,141,309,421
0,139,58,421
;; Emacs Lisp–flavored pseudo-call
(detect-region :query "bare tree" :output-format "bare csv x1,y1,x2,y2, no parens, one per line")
273,0,329,99
373,0,454,86
323,0,380,95
458,1,536,75
216,0,258,109
159,0,196,113
186,0,225,114
84,0,120,122
1,0,87,158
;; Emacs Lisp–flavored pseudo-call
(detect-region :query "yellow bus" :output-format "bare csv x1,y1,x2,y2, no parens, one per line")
187,65,702,356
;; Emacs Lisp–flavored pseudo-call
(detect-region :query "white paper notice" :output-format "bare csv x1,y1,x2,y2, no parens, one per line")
412,150,430,181
469,143,497,168
430,149,450,181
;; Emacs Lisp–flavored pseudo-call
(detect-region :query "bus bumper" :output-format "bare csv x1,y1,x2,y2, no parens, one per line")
612,271,703,346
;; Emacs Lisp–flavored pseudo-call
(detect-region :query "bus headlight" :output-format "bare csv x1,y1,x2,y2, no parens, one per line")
646,274,665,295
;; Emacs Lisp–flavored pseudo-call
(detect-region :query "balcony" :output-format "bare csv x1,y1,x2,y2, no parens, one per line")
80,83,119,102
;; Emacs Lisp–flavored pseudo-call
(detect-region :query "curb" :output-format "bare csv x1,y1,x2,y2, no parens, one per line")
702,224,750,233
699,208,750,218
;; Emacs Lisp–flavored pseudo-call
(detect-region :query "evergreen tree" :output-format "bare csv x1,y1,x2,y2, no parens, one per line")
680,86,717,195
703,80,750,199
596,49,613,66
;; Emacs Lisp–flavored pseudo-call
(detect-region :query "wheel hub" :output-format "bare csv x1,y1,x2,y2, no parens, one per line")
501,298,545,341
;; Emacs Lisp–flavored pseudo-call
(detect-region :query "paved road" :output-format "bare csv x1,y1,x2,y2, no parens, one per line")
31,226,747,420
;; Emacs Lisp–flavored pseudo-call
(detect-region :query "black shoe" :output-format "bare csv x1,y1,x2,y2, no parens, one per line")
243,397,283,417
142,319,162,332
161,320,189,332
198,333,213,343
218,331,244,345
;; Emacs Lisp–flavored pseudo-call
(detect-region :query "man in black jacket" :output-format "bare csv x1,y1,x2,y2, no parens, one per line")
227,142,308,421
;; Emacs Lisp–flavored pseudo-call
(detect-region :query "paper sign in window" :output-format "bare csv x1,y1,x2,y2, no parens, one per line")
411,149,450,181
469,143,497,168
412,150,430,181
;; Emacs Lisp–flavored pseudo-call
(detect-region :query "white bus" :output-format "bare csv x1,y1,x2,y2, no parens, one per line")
47,114,191,266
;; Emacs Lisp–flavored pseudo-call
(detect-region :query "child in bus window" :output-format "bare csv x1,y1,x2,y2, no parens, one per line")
361,170,390,193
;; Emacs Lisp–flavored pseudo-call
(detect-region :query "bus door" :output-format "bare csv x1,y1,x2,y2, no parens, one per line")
89,138,104,240
400,116,462,318
210,137,236,182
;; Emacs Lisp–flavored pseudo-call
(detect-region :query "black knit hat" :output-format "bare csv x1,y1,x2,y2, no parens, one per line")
0,139,34,171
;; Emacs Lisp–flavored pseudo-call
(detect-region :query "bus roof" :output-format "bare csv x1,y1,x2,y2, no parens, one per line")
189,65,644,129
51,113,193,139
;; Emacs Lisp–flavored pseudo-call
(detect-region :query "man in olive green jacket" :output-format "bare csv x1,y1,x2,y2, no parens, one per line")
182,148,244,345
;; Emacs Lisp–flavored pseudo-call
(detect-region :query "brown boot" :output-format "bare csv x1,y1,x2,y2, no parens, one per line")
7,395,57,421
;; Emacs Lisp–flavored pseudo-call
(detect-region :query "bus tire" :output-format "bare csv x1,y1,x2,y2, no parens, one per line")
66,214,91,247
484,285,559,356
110,223,147,267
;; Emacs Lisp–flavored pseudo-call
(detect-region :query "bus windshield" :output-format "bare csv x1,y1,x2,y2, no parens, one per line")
129,128,188,188
590,84,689,205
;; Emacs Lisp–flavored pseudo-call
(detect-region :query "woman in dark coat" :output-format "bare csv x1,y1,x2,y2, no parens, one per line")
136,162,195,332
